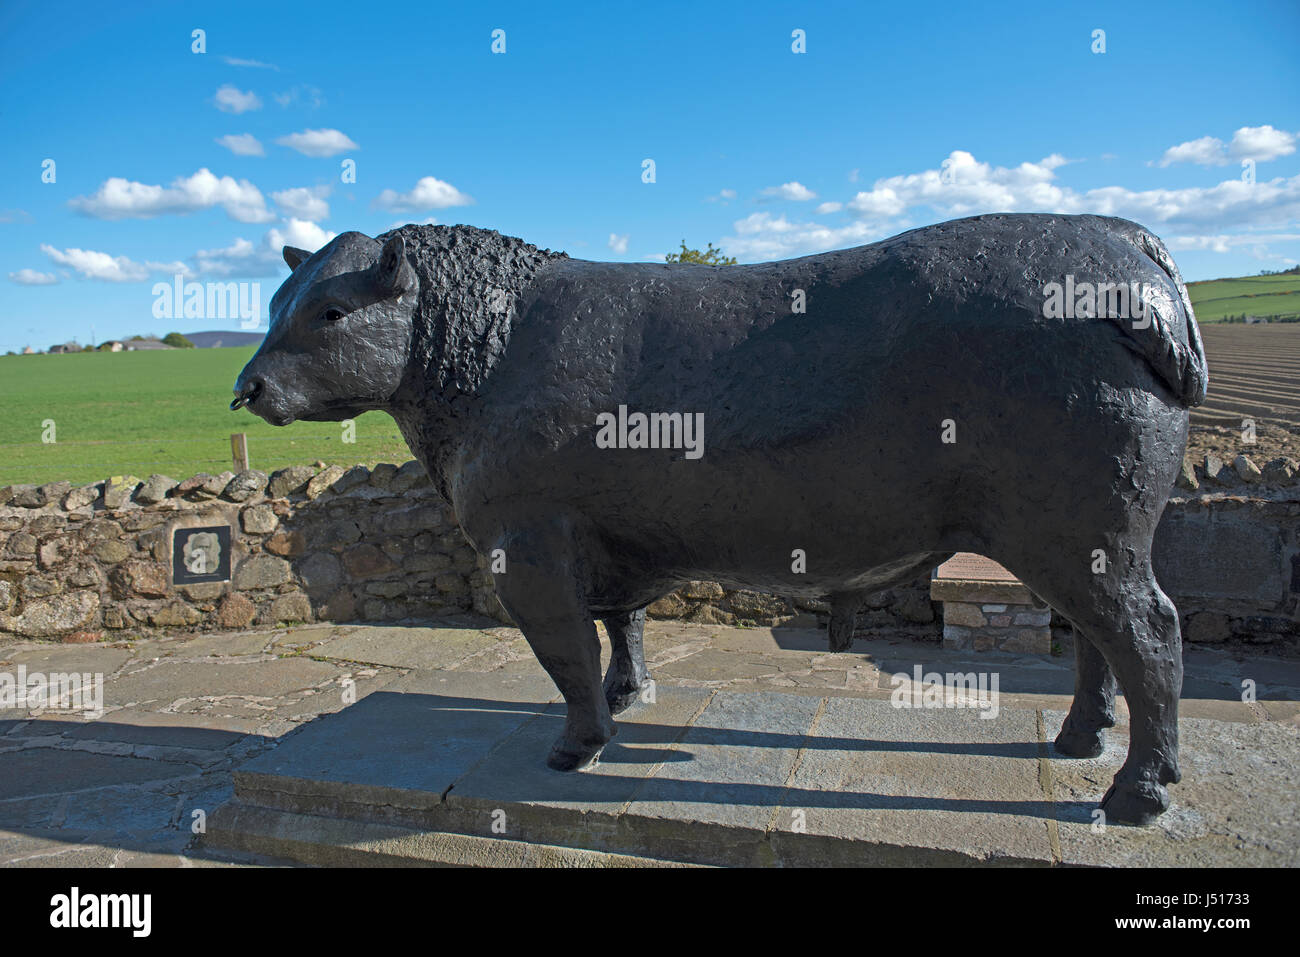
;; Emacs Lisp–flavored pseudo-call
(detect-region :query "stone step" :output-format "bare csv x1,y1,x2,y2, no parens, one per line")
207,802,702,868
201,670,1300,867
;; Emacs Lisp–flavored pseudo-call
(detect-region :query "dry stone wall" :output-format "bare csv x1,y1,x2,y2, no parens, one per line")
0,462,504,639
0,461,1296,650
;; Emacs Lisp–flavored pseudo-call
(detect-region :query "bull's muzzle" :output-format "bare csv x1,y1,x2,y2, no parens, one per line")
230,379,263,411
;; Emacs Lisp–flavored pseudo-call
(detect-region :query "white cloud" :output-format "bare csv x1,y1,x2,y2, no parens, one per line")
276,128,358,157
384,217,439,231
835,150,1300,232
9,268,58,285
1230,125,1297,162
760,181,818,201
221,56,278,70
273,85,324,109
216,133,265,157
1156,125,1297,167
846,151,1072,219
40,244,189,282
271,186,330,221
719,148,1300,262
195,221,338,277
1165,232,1300,254
194,237,260,276
268,219,336,253
705,188,737,204
1157,135,1228,167
722,213,884,262
1059,175,1300,231
608,233,629,254
814,201,843,215
214,84,262,114
373,176,474,211
69,168,275,223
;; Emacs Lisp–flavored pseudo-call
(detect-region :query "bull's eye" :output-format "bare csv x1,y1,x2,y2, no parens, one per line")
322,307,346,322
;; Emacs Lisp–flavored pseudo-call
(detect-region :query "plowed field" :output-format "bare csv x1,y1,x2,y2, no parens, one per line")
1189,323,1300,464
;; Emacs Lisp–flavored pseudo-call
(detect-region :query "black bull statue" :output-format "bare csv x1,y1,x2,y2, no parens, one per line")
233,213,1208,825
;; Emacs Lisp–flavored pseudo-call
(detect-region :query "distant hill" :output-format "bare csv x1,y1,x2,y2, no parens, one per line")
187,330,266,348
1187,270,1300,323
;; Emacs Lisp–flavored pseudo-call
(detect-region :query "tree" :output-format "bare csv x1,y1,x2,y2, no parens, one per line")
664,239,737,266
163,332,196,348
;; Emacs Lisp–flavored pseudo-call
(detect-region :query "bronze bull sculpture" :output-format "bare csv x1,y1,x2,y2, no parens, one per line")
234,213,1207,825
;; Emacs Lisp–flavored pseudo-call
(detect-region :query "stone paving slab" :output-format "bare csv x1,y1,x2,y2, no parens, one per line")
1045,710,1300,867
311,626,502,671
232,671,562,822
774,696,1055,865
443,685,714,844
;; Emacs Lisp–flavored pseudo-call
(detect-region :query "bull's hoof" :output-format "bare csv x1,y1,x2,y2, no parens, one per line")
1099,779,1170,826
1160,756,1183,785
604,677,651,716
546,730,613,772
1054,725,1106,759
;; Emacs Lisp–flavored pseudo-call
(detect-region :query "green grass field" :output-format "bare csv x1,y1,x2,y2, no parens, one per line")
0,348,412,486
1186,272,1300,323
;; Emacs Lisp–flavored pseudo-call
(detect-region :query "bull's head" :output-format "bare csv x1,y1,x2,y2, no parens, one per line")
232,231,418,425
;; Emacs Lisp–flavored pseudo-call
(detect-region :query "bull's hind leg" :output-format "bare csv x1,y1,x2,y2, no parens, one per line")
490,519,614,772
827,591,866,652
601,607,651,715
1007,554,1182,825
1090,576,1183,824
1054,633,1117,758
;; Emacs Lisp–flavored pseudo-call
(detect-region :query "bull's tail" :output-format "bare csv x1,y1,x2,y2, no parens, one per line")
1119,225,1209,407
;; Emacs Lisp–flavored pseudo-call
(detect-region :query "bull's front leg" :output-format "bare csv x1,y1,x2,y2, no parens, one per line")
490,519,615,772
601,607,651,715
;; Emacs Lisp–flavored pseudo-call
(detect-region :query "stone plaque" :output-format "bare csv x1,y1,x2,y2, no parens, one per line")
172,525,232,585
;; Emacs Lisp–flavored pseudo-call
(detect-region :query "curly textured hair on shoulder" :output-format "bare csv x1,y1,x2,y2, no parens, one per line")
377,224,568,395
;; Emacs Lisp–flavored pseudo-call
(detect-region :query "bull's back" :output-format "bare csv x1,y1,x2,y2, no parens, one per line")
455,214,1194,555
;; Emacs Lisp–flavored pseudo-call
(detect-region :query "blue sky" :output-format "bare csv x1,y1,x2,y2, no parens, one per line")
2,0,1298,353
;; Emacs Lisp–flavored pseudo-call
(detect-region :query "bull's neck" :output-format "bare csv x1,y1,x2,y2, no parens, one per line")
378,224,566,497
388,319,502,502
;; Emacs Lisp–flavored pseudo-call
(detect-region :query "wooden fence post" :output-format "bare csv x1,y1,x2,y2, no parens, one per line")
231,433,249,472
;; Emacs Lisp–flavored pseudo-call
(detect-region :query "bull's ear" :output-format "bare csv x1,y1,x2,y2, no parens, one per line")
283,246,312,270
376,233,411,293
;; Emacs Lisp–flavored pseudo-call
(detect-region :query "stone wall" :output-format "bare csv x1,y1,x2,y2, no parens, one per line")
644,484,1300,651
1154,487,1300,646
645,574,938,637
0,463,1296,650
0,462,504,639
